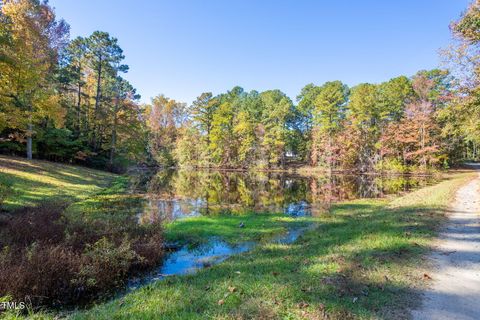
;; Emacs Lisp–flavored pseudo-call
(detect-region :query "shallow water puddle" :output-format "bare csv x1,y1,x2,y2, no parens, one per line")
127,225,312,290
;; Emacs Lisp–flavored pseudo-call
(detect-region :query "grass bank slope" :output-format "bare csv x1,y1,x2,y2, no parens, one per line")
0,156,117,210
69,170,476,320
0,156,164,311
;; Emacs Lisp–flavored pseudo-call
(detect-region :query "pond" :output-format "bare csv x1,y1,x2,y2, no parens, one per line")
126,169,440,289
135,170,440,223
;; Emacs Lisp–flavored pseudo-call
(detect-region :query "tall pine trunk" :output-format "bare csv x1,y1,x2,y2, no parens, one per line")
92,56,102,150
77,80,82,135
109,96,119,171
328,133,333,176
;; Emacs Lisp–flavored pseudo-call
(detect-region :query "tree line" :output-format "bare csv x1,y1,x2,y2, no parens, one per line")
1,0,479,172
0,0,146,171
153,71,451,172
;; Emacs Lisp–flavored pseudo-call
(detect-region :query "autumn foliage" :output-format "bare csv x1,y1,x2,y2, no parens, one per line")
0,0,479,173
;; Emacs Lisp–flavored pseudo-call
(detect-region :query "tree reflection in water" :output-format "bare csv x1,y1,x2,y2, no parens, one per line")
136,170,439,224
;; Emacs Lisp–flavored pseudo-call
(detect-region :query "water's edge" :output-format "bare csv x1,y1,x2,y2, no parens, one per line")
126,223,317,291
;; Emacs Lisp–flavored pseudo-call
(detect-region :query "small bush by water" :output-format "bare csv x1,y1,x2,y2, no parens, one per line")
0,200,164,308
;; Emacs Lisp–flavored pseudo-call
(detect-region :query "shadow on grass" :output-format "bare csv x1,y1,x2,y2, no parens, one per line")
73,200,448,320
0,156,113,186
0,156,117,210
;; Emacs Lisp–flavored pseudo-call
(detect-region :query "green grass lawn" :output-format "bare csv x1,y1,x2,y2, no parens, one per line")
164,214,313,247
0,156,117,210
64,170,475,320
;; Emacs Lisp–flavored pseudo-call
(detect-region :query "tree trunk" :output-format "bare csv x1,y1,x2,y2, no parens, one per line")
92,56,102,149
379,125,384,173
328,133,333,176
77,80,82,135
94,59,102,114
328,113,334,175
207,125,211,167
26,118,33,160
421,121,426,170
109,97,119,171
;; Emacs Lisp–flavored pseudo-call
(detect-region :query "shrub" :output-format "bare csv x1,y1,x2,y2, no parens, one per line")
0,201,164,308
375,158,408,174
77,237,138,293
0,202,67,248
0,243,83,307
131,229,164,270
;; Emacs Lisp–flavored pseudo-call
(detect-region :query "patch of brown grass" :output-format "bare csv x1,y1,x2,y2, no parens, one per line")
0,201,164,308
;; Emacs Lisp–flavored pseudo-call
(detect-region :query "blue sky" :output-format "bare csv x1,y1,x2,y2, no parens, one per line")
50,0,470,104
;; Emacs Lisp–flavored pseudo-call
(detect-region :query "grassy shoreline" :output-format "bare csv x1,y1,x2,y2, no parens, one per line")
67,170,476,320
164,214,313,247
0,156,476,319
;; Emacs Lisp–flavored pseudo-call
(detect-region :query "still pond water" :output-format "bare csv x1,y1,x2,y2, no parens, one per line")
135,170,440,223
125,170,439,288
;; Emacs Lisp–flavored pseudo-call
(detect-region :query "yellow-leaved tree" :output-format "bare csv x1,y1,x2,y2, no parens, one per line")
0,0,68,159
